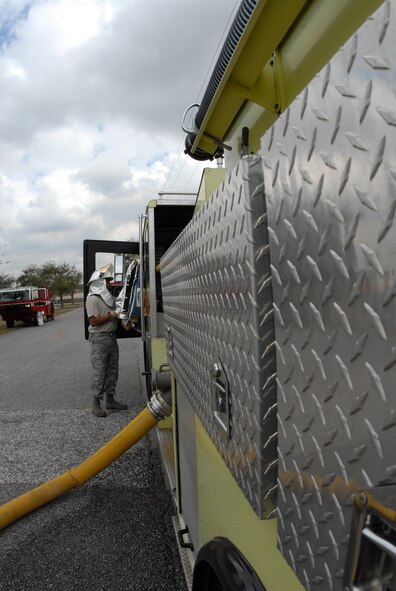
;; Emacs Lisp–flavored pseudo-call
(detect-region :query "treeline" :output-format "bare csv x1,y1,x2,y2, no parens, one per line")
0,261,82,308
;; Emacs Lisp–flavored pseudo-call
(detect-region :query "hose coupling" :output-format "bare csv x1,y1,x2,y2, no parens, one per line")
151,365,171,392
147,390,172,420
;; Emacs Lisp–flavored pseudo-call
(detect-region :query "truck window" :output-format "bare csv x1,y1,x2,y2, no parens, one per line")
38,289,46,299
32,289,39,299
0,289,30,301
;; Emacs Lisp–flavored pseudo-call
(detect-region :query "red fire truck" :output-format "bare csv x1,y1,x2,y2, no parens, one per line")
0,286,55,328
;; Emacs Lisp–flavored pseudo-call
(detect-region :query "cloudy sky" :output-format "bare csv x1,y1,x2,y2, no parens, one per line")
0,0,238,277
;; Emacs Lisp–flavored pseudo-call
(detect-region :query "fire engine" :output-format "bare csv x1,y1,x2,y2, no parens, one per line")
84,0,396,589
0,286,55,328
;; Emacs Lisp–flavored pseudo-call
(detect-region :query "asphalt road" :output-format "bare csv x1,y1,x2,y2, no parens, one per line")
0,307,187,591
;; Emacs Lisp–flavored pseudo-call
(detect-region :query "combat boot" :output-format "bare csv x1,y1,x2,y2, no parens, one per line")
92,397,107,418
106,396,127,411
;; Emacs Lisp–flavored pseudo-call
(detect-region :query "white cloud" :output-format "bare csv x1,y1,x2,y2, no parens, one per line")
0,0,236,277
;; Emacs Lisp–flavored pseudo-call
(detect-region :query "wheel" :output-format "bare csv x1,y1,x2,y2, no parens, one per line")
192,538,266,591
6,319,14,328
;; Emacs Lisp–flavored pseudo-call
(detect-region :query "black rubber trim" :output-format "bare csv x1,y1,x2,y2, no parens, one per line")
194,0,259,130
184,1,259,160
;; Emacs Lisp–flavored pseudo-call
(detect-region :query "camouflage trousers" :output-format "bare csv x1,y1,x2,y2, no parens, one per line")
89,333,119,401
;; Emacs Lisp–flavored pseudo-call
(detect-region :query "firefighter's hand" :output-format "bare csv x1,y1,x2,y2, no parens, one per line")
108,310,118,318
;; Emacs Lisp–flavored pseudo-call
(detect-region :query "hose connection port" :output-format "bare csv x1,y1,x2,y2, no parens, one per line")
147,390,172,420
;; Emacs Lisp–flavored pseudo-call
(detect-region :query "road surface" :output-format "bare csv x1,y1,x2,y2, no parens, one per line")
0,307,187,591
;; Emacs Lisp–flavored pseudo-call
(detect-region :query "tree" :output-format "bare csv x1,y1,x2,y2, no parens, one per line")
18,261,82,308
0,272,15,289
17,264,41,286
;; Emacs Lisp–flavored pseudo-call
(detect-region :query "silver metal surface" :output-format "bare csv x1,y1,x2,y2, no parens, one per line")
157,312,165,338
176,388,199,554
147,390,172,420
362,527,396,560
161,156,277,518
151,366,171,392
157,428,177,500
261,2,396,588
172,514,194,591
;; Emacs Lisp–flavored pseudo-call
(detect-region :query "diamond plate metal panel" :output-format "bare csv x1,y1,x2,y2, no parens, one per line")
161,156,277,518
262,2,396,588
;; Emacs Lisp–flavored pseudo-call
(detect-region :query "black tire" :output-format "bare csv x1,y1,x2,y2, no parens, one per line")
192,538,266,591
6,319,14,328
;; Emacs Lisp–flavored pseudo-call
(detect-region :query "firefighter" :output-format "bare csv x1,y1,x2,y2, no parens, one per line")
85,264,128,418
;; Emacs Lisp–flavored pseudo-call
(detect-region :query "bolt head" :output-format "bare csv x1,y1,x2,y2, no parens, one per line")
359,492,368,508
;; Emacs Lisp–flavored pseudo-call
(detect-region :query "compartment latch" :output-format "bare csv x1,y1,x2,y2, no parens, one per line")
212,358,231,439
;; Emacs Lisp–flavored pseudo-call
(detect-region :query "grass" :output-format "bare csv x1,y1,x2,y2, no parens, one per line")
0,303,83,335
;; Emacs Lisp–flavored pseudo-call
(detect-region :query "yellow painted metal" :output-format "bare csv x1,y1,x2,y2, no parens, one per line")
356,491,396,523
196,418,304,590
192,0,383,160
276,0,383,106
0,408,158,530
150,336,167,367
195,167,226,213
192,0,307,154
226,63,278,112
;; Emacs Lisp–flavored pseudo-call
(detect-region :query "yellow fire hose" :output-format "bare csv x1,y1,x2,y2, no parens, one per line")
0,390,171,531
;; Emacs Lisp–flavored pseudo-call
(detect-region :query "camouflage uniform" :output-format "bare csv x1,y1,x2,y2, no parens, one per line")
86,294,119,402
89,333,119,401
